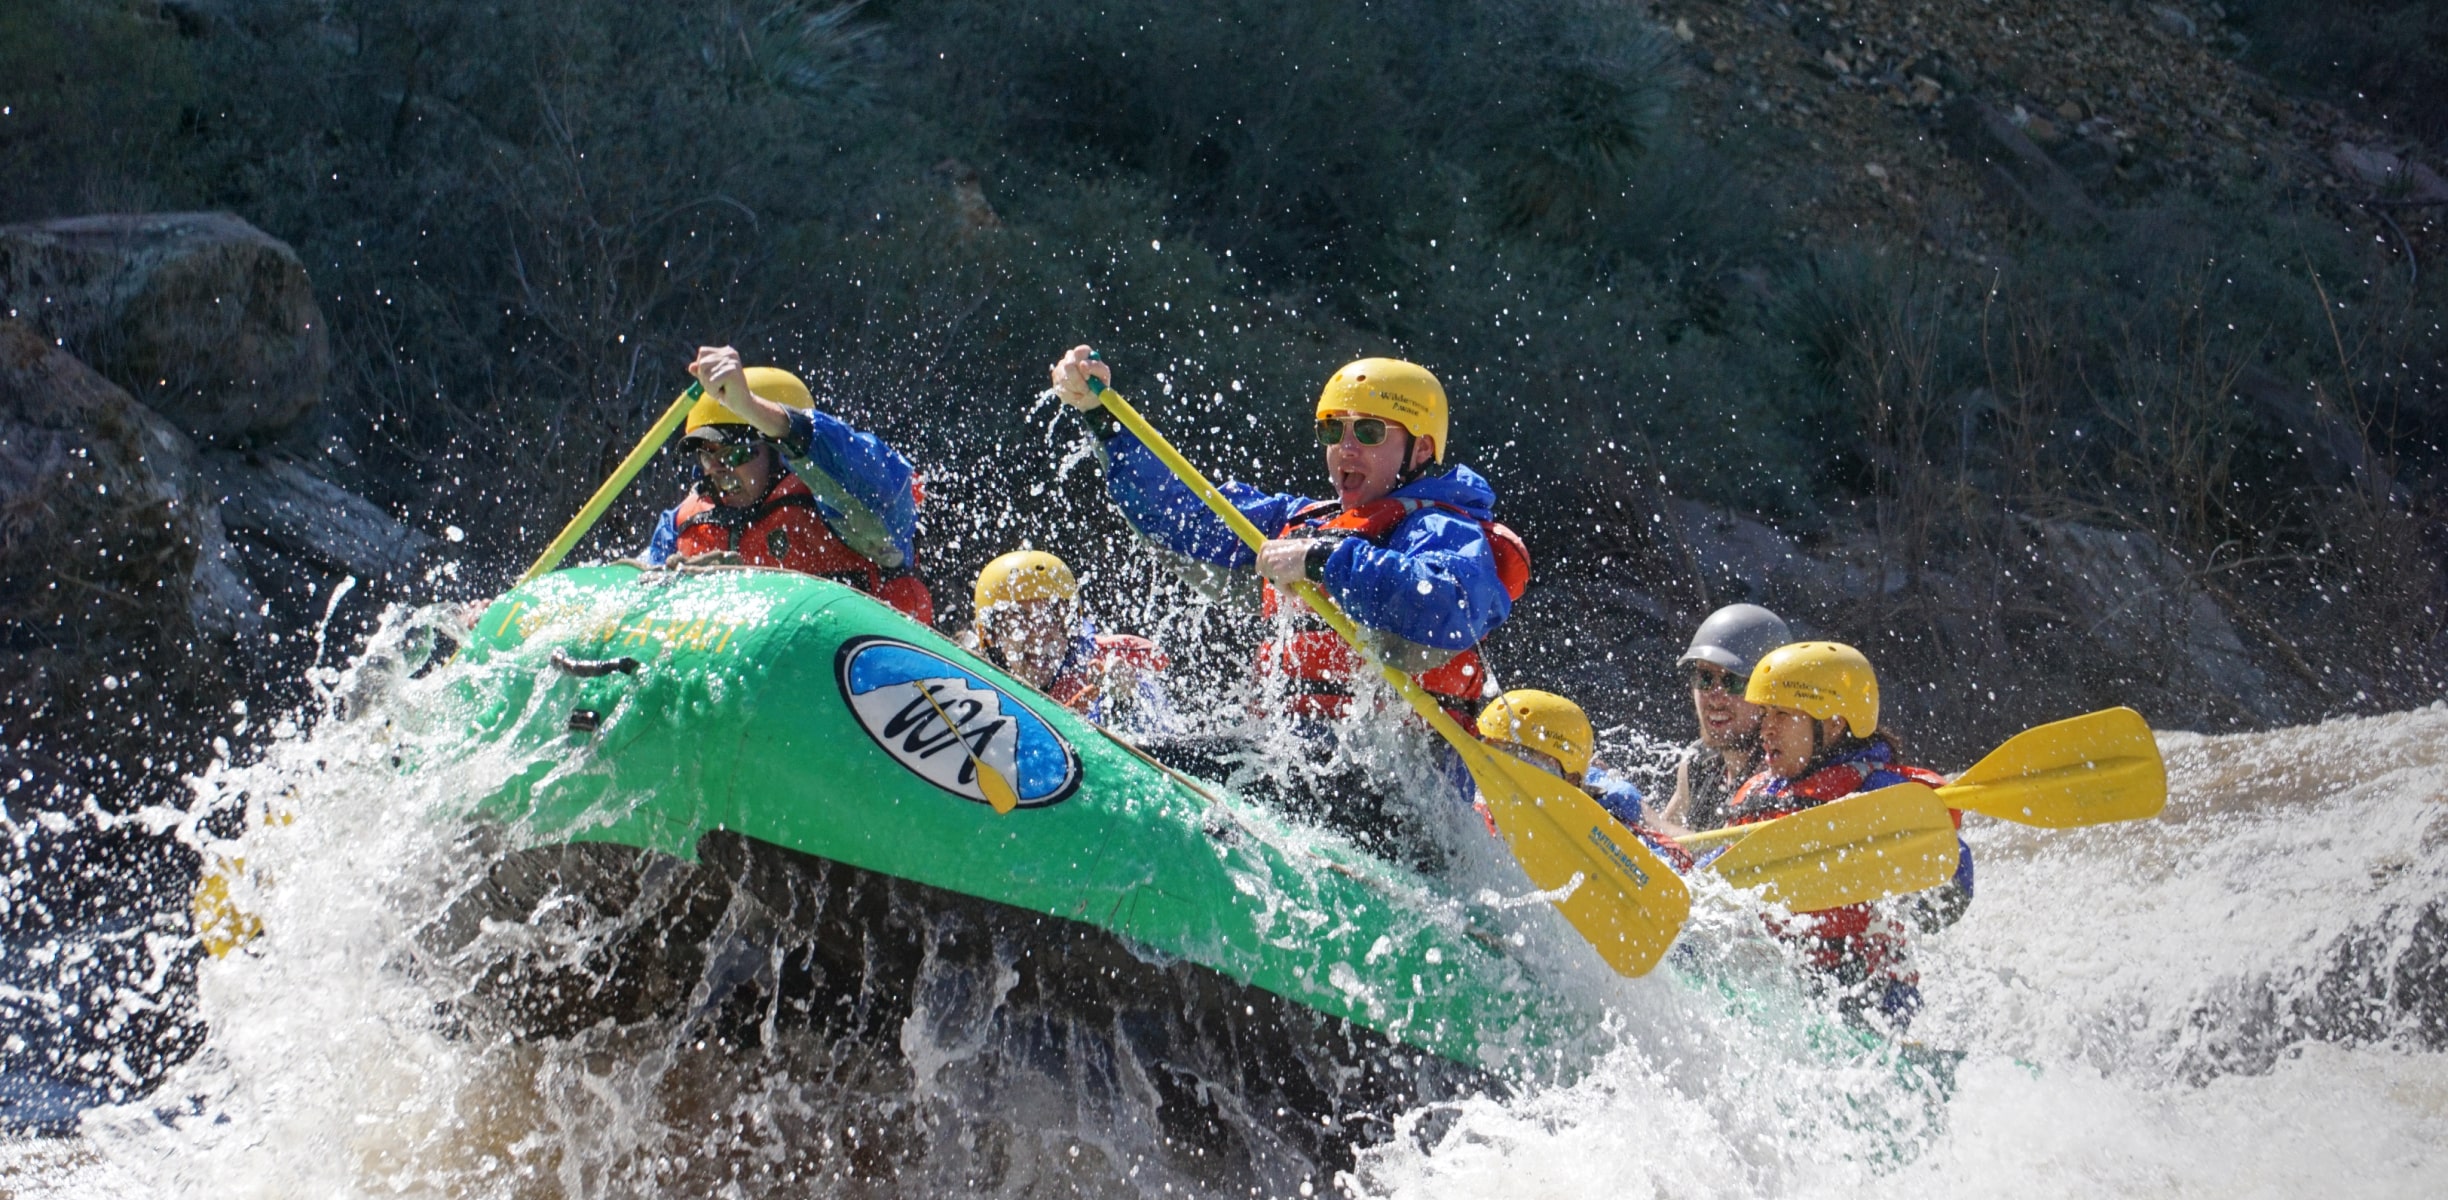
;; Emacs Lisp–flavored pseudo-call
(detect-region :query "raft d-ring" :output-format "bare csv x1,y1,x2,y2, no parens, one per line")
551,650,642,677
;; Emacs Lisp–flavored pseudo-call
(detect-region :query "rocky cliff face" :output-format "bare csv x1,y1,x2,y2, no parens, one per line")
1648,0,2440,262
1495,494,2322,765
0,213,431,918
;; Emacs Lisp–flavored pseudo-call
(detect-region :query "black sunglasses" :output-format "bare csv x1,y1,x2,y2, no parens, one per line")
1315,417,1392,447
1686,664,1746,694
692,441,762,469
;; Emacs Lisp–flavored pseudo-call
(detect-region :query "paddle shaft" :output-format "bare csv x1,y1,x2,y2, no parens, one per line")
912,677,1021,814
1086,380,1480,746
518,382,703,584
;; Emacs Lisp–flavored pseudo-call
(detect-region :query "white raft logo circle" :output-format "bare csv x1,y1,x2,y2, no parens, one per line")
834,636,1083,809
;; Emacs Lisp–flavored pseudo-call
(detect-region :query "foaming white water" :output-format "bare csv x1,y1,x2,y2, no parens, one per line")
1350,704,2448,1199
0,607,573,1198
9,598,2445,1200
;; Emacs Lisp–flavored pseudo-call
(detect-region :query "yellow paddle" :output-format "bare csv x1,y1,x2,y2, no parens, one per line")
1681,707,2165,848
519,382,704,583
1692,783,1959,911
1671,706,2166,909
1943,706,2165,827
1084,376,1690,977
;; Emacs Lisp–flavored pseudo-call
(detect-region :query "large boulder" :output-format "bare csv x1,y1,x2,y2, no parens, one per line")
0,213,329,446
0,319,258,645
0,319,261,817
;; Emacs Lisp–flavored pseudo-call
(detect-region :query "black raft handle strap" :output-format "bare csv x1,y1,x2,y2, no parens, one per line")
550,650,642,678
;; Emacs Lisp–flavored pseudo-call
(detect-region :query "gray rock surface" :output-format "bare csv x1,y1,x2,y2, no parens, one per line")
0,319,259,644
0,212,330,446
1663,499,1807,606
202,452,434,584
2016,518,2282,724
1526,494,2302,755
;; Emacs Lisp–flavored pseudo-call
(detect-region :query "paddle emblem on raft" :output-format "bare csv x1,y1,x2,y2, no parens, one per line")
835,636,1083,809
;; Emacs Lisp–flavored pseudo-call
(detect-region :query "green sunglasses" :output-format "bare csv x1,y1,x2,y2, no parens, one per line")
691,441,763,469
1315,416,1393,447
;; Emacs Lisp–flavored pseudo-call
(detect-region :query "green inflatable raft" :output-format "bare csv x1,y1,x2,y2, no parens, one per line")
437,563,1606,1071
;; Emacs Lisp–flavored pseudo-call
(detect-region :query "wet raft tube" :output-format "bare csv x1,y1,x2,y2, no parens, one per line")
450,565,1584,1066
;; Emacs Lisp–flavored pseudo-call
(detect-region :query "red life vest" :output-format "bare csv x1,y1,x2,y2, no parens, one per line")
672,474,936,624
1728,750,1953,982
1257,497,1529,724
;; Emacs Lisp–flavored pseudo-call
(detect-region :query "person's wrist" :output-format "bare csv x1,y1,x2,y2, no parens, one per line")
1066,403,1123,440
1302,539,1337,582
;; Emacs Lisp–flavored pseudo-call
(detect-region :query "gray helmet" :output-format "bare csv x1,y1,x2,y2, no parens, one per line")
1676,603,1793,677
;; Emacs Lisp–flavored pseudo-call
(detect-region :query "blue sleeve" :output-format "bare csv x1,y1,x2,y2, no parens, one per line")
1316,508,1513,649
783,407,919,565
1101,428,1310,570
1952,835,1975,898
1591,773,1645,828
641,506,679,565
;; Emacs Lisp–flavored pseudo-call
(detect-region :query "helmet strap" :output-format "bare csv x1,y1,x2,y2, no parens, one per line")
1391,433,1443,488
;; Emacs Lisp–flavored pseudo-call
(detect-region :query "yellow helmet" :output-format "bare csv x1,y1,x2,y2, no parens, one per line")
1316,358,1448,462
973,550,1079,619
1744,642,1878,735
1476,689,1594,779
681,367,814,439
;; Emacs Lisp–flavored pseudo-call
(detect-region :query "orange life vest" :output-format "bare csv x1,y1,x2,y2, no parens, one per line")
673,475,935,624
1257,497,1529,724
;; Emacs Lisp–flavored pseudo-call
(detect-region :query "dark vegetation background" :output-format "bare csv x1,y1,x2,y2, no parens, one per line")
3,0,2442,751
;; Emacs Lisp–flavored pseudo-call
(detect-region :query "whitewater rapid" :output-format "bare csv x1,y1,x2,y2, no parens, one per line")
4,617,2442,1197
1350,707,2448,1199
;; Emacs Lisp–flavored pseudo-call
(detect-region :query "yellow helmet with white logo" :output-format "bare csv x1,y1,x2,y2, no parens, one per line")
1744,641,1878,735
1316,358,1448,462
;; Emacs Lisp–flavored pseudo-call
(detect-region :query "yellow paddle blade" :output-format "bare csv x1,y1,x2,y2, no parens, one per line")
1459,736,1691,977
979,766,1020,815
1704,783,1960,911
1942,706,2166,828
193,856,264,958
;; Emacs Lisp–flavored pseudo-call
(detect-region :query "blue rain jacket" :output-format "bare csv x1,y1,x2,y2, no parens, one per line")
1100,428,1513,651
